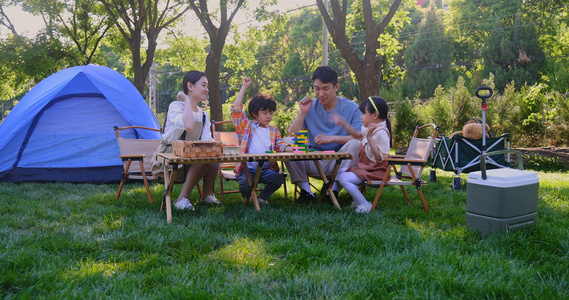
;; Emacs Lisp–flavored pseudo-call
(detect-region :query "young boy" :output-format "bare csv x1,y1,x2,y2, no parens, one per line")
230,77,292,204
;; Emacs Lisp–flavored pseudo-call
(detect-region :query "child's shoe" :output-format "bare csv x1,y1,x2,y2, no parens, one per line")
174,198,194,210
202,195,220,205
355,202,372,213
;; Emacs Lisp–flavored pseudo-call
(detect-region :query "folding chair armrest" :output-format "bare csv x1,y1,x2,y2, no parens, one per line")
413,123,440,138
118,154,145,161
387,158,427,166
114,125,161,138
390,155,406,158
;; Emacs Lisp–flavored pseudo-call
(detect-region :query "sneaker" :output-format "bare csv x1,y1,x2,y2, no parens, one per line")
295,190,316,204
350,201,359,209
355,202,372,213
174,198,194,210
202,195,220,205
323,191,339,206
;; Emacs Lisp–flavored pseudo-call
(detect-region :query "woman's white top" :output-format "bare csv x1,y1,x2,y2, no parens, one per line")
162,101,212,144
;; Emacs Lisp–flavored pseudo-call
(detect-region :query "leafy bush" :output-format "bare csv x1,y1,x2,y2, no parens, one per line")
523,154,566,172
392,98,423,148
548,93,569,146
272,103,299,137
487,81,523,140
448,76,478,132
420,85,453,134
392,73,569,148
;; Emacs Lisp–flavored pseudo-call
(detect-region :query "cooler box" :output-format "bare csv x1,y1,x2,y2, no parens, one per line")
466,168,539,234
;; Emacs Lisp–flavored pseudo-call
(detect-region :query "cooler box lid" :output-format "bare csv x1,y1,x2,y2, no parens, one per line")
468,168,539,188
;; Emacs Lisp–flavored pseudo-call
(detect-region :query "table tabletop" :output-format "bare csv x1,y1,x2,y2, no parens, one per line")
156,151,353,164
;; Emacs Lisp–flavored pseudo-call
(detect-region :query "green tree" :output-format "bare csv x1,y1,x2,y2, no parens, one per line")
153,32,208,113
99,0,190,94
217,6,320,107
481,13,544,92
56,0,114,64
445,0,522,71
188,0,253,129
317,0,410,98
402,2,453,99
0,33,69,100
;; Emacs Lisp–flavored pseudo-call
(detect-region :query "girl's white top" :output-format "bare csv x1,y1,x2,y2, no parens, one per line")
361,120,390,162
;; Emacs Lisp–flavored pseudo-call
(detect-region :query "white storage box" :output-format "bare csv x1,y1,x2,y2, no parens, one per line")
466,168,539,234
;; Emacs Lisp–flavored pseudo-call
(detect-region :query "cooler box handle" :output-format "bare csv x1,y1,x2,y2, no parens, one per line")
480,150,524,180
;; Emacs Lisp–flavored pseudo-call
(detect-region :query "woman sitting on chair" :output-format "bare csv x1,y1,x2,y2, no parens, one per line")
151,71,220,210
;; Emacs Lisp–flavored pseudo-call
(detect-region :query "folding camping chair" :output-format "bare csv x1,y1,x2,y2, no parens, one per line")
115,125,202,204
114,126,162,204
364,124,439,213
211,120,288,202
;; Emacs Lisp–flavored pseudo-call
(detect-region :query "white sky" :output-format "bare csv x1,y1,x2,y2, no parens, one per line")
1,0,316,39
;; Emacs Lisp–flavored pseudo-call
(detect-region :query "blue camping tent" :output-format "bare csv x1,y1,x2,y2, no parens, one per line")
0,64,161,183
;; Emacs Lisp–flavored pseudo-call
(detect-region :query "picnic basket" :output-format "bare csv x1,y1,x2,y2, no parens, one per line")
172,140,222,158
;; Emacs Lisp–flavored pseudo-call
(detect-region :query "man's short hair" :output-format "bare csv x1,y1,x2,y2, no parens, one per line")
248,93,277,118
312,66,338,86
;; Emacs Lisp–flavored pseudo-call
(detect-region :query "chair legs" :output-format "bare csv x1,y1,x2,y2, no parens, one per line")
115,160,132,202
400,186,411,206
218,169,226,202
197,181,203,198
416,187,429,213
116,158,153,204
370,182,386,212
370,164,429,213
138,160,153,204
282,173,288,201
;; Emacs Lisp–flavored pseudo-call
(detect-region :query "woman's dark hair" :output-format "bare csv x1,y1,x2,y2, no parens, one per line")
360,96,392,148
182,70,207,94
248,93,277,119
312,66,338,85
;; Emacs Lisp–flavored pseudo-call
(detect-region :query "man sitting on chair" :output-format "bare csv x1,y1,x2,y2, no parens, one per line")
284,66,362,204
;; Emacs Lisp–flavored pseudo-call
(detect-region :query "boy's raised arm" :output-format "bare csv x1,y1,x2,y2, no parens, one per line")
233,77,251,108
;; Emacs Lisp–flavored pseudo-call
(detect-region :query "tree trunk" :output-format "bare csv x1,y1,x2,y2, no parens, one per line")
206,38,224,130
355,58,382,99
129,31,146,95
317,0,402,101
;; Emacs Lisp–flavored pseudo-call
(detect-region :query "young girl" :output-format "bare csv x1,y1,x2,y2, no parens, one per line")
333,96,392,213
151,71,220,210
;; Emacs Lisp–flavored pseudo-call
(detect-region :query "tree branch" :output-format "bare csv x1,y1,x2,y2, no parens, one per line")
190,0,217,39
0,5,18,35
377,0,402,33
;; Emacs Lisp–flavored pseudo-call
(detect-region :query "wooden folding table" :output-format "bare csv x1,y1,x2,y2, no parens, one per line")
155,152,353,223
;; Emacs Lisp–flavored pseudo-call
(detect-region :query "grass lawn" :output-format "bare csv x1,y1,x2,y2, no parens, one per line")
1,169,568,299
